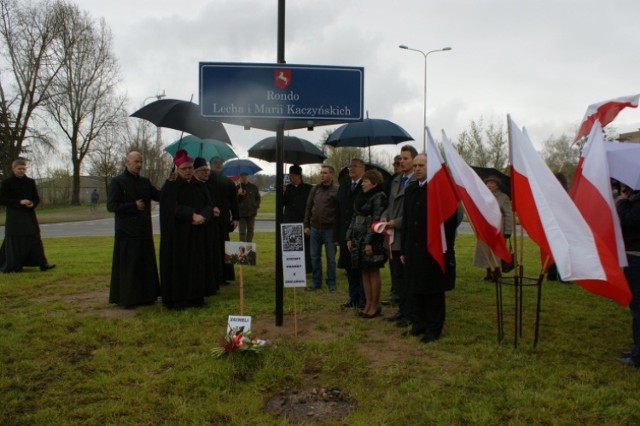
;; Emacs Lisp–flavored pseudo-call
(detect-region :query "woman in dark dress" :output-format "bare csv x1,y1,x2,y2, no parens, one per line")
346,169,388,318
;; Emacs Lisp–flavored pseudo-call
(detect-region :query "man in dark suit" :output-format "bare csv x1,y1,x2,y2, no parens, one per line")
244,244,257,266
382,145,418,327
401,154,459,343
335,158,365,309
283,164,312,273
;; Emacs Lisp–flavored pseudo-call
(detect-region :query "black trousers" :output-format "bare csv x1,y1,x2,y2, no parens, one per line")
410,292,446,338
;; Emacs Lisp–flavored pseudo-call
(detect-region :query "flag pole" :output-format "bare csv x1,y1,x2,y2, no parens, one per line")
457,200,504,343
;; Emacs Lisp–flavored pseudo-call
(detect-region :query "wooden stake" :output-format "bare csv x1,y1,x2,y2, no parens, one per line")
239,265,244,315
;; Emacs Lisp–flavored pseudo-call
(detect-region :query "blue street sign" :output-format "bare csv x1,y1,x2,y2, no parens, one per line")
199,63,363,124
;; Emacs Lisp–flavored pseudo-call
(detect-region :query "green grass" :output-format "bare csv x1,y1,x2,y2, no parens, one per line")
257,191,275,219
1,233,639,425
0,204,113,225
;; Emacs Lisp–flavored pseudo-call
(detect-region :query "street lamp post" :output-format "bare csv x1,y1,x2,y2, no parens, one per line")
399,45,452,152
143,90,166,147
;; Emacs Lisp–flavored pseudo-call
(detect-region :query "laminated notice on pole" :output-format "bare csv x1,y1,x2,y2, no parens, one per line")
281,223,307,288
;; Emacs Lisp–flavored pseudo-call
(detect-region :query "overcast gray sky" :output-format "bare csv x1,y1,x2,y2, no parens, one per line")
75,0,640,171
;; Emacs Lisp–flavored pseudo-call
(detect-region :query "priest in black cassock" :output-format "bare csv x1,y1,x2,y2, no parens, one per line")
283,164,312,272
160,150,216,310
208,156,239,284
106,151,160,308
193,156,222,293
0,159,55,273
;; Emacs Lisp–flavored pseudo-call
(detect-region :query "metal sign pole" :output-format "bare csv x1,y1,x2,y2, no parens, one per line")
275,0,286,326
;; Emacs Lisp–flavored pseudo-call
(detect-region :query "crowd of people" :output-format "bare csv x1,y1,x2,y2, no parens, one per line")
106,150,242,310
299,147,460,344
2,147,639,356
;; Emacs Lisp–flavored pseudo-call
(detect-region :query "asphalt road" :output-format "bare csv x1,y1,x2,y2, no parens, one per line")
0,217,479,239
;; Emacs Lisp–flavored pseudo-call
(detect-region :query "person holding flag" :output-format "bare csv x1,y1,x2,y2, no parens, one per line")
401,154,459,343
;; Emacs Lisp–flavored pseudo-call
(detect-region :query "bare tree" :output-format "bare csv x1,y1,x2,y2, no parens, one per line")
541,133,580,181
454,117,508,171
123,118,172,188
317,128,365,171
44,3,125,204
87,124,125,193
0,0,65,174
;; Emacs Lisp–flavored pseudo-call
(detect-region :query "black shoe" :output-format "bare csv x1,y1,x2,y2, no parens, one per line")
40,264,56,271
401,328,424,337
341,300,357,308
620,351,633,358
420,334,439,344
395,319,411,328
361,307,382,319
386,312,404,322
305,286,320,292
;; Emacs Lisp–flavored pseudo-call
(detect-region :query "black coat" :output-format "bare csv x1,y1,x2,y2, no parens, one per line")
334,179,362,268
207,172,239,232
0,174,42,236
159,177,216,307
106,170,160,306
283,182,312,223
0,174,47,271
401,181,458,295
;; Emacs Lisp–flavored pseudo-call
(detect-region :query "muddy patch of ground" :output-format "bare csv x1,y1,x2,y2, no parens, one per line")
263,385,356,423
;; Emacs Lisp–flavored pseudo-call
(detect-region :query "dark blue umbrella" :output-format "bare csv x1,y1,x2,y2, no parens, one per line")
222,159,262,177
325,118,414,161
325,118,414,148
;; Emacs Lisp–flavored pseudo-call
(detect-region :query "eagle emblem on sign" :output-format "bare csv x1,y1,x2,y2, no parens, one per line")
274,69,291,89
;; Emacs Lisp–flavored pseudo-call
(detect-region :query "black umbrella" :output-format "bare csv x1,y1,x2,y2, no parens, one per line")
130,99,231,144
338,163,392,185
471,166,511,196
248,136,326,165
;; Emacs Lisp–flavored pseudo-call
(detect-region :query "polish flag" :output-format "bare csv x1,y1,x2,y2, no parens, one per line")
573,94,640,143
441,130,511,263
572,121,627,267
426,127,460,272
508,116,630,306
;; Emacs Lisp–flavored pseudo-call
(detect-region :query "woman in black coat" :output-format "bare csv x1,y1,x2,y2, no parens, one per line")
346,170,388,318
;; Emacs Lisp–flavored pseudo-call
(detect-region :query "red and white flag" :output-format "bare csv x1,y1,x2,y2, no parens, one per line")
441,130,511,263
508,116,630,306
572,120,627,267
573,94,640,143
426,127,459,272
